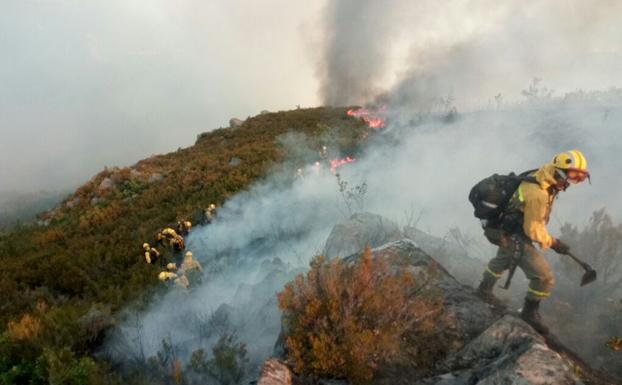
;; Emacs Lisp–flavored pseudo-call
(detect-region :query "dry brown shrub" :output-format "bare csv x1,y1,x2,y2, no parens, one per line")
7,313,43,341
277,246,443,384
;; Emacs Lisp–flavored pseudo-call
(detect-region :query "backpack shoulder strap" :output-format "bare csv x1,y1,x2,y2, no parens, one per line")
517,169,538,184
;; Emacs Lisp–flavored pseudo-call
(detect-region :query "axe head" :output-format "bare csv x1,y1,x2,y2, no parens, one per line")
581,269,597,286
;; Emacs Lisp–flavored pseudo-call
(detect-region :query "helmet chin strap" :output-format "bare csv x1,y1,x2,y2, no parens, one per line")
554,169,570,191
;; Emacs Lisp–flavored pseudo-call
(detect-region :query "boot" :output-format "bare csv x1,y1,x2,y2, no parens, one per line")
520,298,549,334
476,273,506,309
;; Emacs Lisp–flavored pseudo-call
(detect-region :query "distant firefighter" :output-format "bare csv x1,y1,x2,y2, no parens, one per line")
156,227,185,251
319,145,328,159
205,203,217,224
158,270,189,289
177,220,192,236
143,243,160,265
180,251,203,286
166,262,177,271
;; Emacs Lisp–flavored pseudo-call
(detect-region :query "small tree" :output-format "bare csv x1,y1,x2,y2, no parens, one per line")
277,246,443,384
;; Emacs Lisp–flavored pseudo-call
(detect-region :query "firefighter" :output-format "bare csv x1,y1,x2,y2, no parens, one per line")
177,220,192,236
180,251,203,286
205,204,217,224
143,243,161,265
158,270,188,289
477,150,590,334
156,227,185,251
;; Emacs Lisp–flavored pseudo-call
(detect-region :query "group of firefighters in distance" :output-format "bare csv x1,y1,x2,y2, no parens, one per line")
141,203,217,289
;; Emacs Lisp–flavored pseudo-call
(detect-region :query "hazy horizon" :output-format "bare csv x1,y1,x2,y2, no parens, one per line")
2,0,621,195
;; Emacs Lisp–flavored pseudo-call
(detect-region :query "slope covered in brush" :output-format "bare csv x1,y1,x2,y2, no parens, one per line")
0,107,370,383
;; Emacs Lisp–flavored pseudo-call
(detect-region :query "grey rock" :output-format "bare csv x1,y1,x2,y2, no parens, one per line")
98,177,115,191
90,196,101,206
230,118,244,128
229,157,242,167
130,169,143,179
65,197,81,209
343,239,496,346
422,315,580,385
148,173,164,183
324,212,402,259
403,226,484,287
257,359,292,385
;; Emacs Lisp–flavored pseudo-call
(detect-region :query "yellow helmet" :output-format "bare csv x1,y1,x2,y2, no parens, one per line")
185,251,193,259
143,243,150,250
552,150,590,183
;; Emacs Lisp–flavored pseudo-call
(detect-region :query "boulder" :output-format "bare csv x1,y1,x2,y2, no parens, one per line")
148,173,164,183
98,177,115,191
65,197,81,209
130,169,143,179
229,118,244,128
343,239,496,347
257,359,293,385
423,315,579,384
323,212,402,259
229,157,242,167
403,226,484,287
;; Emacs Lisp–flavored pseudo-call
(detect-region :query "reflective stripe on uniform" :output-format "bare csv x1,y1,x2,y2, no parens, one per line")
527,286,551,297
486,267,503,278
518,184,525,202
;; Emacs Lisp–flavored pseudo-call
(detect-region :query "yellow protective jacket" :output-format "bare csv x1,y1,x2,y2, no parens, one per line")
512,163,559,249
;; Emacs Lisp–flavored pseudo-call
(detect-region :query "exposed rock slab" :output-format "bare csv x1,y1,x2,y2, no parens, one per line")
419,315,579,384
257,359,293,385
323,212,402,259
343,239,496,347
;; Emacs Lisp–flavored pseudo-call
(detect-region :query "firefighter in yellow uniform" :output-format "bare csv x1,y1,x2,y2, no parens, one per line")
477,150,590,333
143,243,161,265
156,227,185,251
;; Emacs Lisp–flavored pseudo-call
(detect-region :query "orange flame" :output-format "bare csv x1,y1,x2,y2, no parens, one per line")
346,107,386,129
330,156,355,173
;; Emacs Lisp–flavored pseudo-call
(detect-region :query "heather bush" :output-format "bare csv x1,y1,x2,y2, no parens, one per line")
277,246,443,384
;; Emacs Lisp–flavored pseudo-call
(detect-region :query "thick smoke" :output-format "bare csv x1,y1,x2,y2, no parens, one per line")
318,0,622,108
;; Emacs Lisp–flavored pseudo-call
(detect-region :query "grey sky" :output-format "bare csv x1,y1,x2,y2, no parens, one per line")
0,0,322,193
2,0,622,194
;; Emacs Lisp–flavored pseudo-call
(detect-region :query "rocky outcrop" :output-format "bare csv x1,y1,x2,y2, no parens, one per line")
343,239,497,348
403,226,484,287
323,212,402,259
422,315,579,384
257,359,293,385
229,118,244,128
264,213,618,385
229,157,242,167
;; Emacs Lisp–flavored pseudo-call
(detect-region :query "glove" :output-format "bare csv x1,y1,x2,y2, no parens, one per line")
551,238,571,255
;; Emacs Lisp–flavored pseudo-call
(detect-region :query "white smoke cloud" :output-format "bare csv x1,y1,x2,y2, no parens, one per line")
0,0,322,194
317,0,622,107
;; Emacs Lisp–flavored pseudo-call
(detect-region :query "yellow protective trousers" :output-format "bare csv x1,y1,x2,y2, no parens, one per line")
484,232,555,301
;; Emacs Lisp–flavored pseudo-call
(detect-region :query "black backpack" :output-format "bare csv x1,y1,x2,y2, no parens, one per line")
469,170,537,222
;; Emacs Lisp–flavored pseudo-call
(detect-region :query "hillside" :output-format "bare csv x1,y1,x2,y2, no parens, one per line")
0,107,370,384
